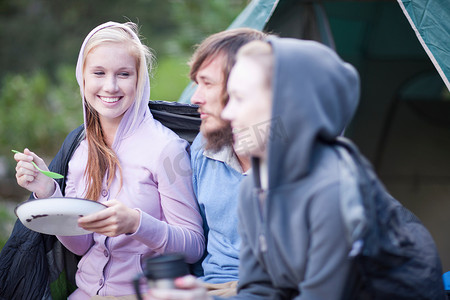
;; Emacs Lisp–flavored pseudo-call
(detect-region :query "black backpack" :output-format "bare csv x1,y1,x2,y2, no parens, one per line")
335,137,445,300
148,100,200,144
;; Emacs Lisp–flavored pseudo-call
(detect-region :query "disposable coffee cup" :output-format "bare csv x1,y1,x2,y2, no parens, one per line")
133,253,189,300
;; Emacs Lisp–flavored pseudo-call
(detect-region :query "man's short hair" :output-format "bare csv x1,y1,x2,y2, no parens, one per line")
189,28,267,105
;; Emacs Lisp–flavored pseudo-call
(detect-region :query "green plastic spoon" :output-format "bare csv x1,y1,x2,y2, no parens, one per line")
11,149,64,179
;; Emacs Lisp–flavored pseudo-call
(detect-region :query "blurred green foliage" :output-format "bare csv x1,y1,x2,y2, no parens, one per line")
151,55,191,101
0,0,248,172
0,203,15,249
169,0,251,53
0,0,248,77
0,66,82,171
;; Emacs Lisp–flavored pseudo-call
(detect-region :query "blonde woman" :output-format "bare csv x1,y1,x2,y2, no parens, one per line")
14,21,204,299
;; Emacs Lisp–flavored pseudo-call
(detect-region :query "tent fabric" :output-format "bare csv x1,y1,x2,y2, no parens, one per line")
397,0,450,91
265,0,335,48
178,0,279,103
178,0,450,102
177,0,332,103
228,0,279,30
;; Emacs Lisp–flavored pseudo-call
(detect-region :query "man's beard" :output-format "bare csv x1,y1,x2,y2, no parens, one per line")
203,121,234,152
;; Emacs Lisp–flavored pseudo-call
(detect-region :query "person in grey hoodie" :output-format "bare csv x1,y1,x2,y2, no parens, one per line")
146,36,359,300
224,36,359,299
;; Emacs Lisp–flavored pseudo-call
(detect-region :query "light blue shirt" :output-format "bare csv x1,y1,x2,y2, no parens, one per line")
191,134,246,283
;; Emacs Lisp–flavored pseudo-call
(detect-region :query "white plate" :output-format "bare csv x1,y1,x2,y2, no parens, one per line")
15,197,106,236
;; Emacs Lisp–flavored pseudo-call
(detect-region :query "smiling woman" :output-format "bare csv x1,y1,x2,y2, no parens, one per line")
83,43,138,141
5,21,205,300
79,23,153,202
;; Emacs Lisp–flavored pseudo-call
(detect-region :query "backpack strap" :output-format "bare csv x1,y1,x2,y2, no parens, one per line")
50,124,84,195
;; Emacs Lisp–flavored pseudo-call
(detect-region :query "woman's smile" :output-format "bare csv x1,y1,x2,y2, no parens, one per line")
99,96,122,104
83,42,137,128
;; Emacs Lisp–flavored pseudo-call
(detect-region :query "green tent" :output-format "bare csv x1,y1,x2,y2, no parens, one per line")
180,0,450,270
398,0,450,90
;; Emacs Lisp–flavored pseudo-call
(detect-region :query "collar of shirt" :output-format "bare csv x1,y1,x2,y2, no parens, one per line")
204,145,249,175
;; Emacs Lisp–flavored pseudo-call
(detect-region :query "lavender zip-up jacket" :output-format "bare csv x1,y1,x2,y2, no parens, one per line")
49,22,204,299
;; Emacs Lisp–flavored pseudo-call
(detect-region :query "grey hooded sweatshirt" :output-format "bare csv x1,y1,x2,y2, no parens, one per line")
228,37,360,299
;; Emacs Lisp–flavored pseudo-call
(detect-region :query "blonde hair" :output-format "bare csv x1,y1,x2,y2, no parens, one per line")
82,22,153,201
236,40,274,90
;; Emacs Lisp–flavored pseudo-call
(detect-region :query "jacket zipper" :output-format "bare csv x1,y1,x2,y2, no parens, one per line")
256,188,268,253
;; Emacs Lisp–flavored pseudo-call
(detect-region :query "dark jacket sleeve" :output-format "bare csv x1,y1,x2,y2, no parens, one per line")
232,219,285,299
0,220,53,300
0,125,83,300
